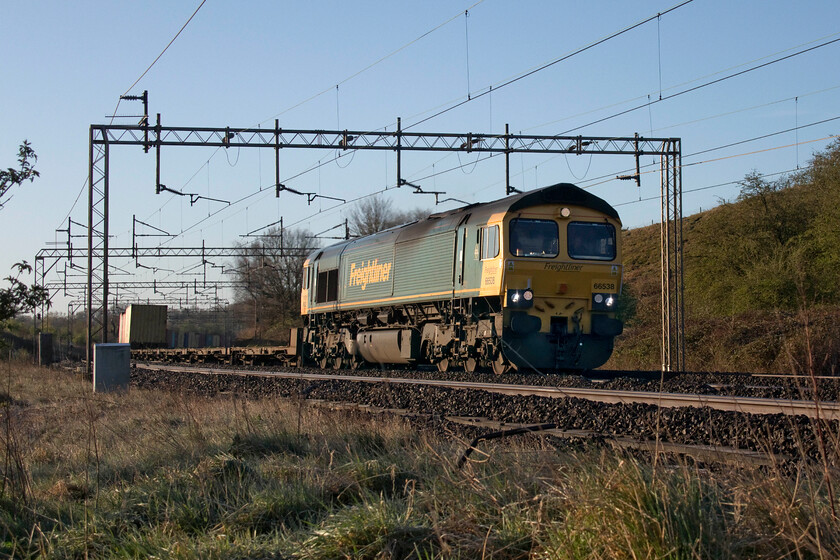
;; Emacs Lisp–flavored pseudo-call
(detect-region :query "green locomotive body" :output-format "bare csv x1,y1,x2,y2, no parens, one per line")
301,182,623,373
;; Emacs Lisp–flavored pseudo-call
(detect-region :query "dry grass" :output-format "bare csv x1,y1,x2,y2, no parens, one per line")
1,359,839,559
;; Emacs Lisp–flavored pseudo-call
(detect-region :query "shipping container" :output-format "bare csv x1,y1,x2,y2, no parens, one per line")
117,304,168,348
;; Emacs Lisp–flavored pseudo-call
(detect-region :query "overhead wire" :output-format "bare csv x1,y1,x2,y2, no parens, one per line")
575,133,839,193
613,168,798,208
269,138,834,236
145,1,491,241
404,0,694,130
56,0,208,231
142,3,832,245
120,0,208,99
521,31,840,134
556,35,840,135
458,114,840,199
685,115,840,159
368,2,700,192
143,1,488,241
148,131,839,294
162,112,840,248
456,113,840,192
683,134,839,168
570,114,840,189
120,4,840,285
72,3,839,252
647,84,840,134
458,86,840,198
261,0,487,125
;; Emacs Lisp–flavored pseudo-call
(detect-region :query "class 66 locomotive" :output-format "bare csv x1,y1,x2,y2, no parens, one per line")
301,182,623,374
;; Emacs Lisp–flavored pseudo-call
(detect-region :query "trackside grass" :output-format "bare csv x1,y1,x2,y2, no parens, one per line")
1,361,839,559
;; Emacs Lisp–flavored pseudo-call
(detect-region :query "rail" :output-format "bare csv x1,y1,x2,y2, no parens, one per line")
134,363,840,421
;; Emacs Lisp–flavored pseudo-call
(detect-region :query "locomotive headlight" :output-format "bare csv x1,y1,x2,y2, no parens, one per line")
507,289,534,308
592,292,618,311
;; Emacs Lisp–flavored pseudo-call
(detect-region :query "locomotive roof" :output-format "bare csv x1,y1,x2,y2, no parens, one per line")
427,182,619,221
307,182,619,263
513,182,619,219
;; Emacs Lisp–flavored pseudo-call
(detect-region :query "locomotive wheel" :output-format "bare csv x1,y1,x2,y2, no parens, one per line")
319,357,328,369
491,353,509,375
332,356,343,370
464,357,477,373
436,358,450,373
350,356,364,370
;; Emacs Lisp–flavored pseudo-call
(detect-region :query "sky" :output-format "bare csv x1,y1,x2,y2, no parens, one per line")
2,0,839,313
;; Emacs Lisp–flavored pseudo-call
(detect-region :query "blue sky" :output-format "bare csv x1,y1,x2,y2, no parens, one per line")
2,0,839,311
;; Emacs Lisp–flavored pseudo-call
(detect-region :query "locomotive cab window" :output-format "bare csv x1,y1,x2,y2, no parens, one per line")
315,268,339,303
567,222,616,261
480,225,500,259
509,219,558,258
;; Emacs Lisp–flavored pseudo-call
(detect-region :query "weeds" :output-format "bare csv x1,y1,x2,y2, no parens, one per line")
0,360,839,558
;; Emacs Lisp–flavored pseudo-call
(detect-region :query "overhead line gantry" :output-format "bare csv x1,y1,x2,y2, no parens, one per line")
87,114,684,373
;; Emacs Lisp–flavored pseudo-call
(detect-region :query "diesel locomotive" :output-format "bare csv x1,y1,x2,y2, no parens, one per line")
301,182,623,373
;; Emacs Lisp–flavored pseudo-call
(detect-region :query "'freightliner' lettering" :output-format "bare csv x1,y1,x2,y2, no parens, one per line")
349,259,393,290
543,263,584,272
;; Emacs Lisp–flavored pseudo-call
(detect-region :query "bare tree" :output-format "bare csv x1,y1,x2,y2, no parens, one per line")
348,195,429,237
232,227,317,338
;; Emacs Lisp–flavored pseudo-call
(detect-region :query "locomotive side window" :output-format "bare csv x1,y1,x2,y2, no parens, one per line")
480,225,499,259
509,219,558,258
315,269,339,303
567,222,616,261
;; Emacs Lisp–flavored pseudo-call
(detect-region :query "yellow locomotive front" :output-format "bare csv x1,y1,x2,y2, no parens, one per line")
493,200,623,371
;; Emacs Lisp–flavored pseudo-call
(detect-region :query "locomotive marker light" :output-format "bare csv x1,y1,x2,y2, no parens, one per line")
591,292,618,311
507,288,534,308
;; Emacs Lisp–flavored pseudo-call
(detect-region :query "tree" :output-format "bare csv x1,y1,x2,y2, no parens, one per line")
801,140,840,302
0,141,39,210
686,142,840,315
736,171,806,248
347,195,428,237
1,142,48,329
0,262,50,327
232,227,317,339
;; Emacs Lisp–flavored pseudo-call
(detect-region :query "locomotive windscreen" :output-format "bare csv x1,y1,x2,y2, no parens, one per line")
567,222,616,261
509,219,559,258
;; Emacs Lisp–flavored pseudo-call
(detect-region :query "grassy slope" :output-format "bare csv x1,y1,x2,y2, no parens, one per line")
606,151,840,374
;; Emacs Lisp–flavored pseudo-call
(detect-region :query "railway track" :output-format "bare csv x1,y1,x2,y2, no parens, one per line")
134,362,840,421
315,401,783,467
